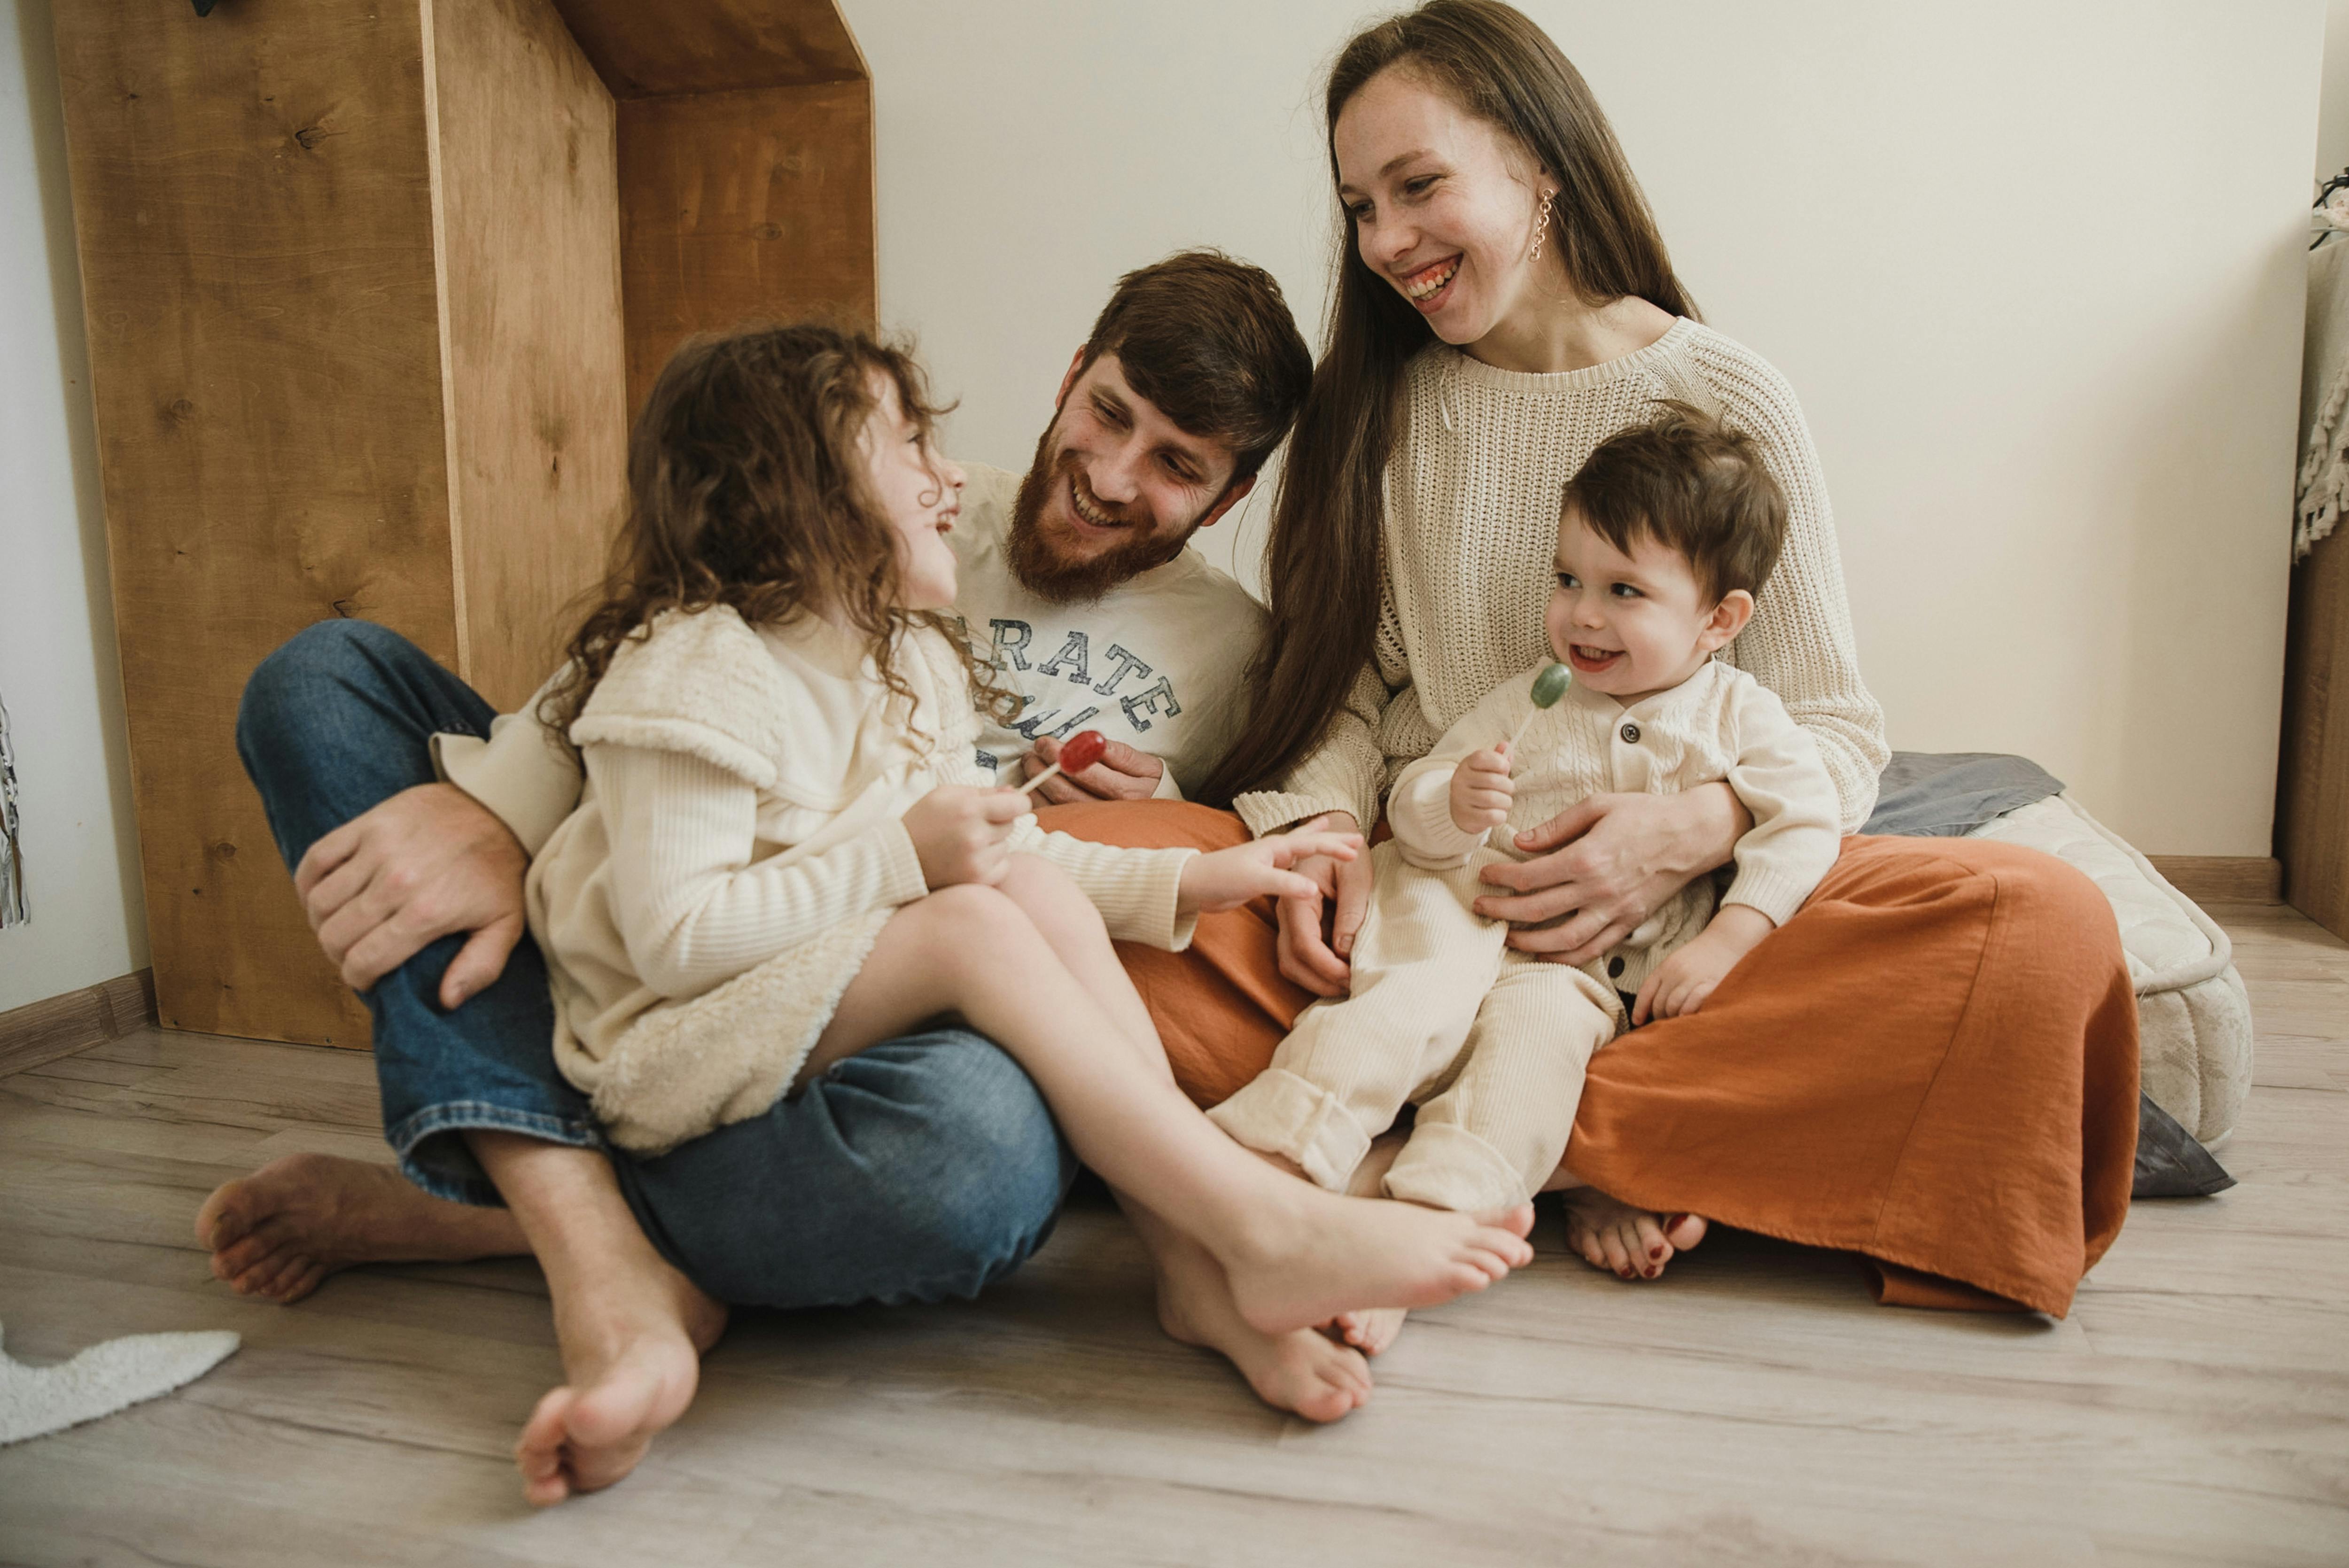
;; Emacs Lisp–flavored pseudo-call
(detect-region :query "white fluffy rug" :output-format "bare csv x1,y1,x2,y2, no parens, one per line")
0,1320,240,1444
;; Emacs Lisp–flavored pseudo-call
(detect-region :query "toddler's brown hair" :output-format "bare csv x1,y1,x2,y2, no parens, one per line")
1562,401,1788,603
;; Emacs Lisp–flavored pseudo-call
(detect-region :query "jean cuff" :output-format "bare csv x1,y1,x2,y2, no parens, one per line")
385,1100,606,1207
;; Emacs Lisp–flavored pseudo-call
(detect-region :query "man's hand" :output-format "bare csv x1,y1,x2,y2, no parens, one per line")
1179,824,1361,916
1473,783,1747,967
294,782,529,1009
902,784,1029,888
1271,812,1372,998
1631,904,1775,1025
1020,732,1167,803
1449,745,1514,835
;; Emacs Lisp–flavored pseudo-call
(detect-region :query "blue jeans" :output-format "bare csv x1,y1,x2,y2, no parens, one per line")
235,620,1074,1308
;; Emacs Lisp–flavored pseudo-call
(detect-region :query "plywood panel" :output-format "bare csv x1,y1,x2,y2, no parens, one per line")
426,0,631,711
2279,526,2349,939
616,78,876,418
552,0,866,98
52,2,454,1046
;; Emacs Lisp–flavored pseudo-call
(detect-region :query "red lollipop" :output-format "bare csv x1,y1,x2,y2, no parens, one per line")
1019,729,1109,795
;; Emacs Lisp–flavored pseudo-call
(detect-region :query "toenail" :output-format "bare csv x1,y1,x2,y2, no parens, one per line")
1649,1245,1666,1259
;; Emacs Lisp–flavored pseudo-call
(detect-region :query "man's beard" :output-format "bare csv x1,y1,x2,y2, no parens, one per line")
1007,423,1198,605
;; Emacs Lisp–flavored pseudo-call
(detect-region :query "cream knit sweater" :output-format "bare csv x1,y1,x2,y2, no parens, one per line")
1387,659,1843,994
1235,320,1888,839
528,605,1198,1153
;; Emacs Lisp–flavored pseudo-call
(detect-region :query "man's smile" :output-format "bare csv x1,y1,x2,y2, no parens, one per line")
1065,471,1142,536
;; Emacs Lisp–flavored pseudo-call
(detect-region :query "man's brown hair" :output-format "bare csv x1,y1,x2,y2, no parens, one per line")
1076,249,1313,481
1563,402,1788,603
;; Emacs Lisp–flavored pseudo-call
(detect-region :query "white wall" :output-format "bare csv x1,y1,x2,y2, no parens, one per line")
0,0,147,1011
2320,0,2349,179
849,0,2322,856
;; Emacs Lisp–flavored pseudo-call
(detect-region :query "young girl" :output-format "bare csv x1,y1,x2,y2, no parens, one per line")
526,322,1534,1422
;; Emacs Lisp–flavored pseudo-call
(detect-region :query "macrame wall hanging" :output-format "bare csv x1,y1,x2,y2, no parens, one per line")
0,690,24,928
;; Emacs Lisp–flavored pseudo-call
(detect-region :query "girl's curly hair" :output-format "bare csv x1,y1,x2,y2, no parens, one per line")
540,321,1016,744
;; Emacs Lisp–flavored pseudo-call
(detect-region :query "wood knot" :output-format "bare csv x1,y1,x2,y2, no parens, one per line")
752,222,783,241
293,124,330,152
167,398,195,422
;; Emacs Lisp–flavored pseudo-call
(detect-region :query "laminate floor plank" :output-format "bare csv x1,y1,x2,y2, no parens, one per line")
3,908,2347,1565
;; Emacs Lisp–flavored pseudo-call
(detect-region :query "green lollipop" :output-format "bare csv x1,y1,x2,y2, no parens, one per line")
1502,661,1573,758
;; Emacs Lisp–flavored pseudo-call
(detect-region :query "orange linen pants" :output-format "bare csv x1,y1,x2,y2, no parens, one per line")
1039,800,2140,1318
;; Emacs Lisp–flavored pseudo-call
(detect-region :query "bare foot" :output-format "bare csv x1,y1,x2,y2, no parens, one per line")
1325,1306,1408,1357
514,1246,728,1506
1154,1232,1370,1423
1220,1196,1533,1336
1560,1189,1706,1280
195,1153,526,1304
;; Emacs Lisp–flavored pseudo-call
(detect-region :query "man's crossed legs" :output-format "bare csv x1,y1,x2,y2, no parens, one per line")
206,620,1074,1501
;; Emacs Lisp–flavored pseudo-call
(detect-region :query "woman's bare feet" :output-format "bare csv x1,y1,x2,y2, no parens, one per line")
1219,1195,1533,1336
514,1250,727,1506
1560,1188,1706,1280
195,1153,527,1303
1152,1228,1370,1424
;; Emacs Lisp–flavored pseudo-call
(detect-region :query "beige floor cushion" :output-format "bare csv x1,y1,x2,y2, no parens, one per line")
1967,794,2252,1145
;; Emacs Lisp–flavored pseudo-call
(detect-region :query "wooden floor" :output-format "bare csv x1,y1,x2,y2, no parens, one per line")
1,905,2345,1566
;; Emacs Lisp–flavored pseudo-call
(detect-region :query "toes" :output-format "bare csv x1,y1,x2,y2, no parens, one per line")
194,1181,255,1250
225,1242,294,1295
516,1389,575,1506
1632,1213,1671,1275
1596,1226,1634,1279
1665,1213,1709,1252
1571,1226,1609,1272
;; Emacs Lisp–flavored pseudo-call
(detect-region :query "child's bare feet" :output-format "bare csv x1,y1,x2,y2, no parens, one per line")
1220,1195,1533,1335
1561,1189,1706,1280
514,1245,728,1506
1325,1306,1408,1357
196,1153,526,1303
1154,1232,1371,1423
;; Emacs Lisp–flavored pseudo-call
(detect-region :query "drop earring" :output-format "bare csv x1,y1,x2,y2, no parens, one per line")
1529,188,1556,263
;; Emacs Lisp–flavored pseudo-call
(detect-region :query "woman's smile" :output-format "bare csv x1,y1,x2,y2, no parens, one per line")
1400,255,1462,308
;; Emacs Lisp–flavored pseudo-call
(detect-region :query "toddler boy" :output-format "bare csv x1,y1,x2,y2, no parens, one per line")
1210,403,1843,1216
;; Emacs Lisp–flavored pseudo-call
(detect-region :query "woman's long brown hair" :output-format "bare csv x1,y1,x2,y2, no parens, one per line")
1194,0,1696,808
539,322,1011,743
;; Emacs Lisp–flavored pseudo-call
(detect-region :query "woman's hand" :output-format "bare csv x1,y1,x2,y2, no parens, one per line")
1180,823,1362,916
1473,783,1748,966
1273,812,1372,997
903,784,1029,888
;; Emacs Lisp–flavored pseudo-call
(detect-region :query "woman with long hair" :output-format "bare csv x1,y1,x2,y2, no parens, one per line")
1057,0,2136,1348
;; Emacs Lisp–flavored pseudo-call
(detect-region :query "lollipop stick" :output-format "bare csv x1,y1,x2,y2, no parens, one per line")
1502,709,1540,756
1018,763,1064,796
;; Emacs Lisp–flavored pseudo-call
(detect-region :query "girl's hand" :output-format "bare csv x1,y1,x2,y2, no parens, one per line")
1449,745,1515,835
1183,822,1363,917
1270,814,1372,996
1475,783,1748,966
903,784,1029,888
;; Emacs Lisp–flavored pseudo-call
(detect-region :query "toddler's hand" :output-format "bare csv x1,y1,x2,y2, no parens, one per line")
1450,746,1515,836
902,784,1028,888
1180,822,1363,916
1629,905,1775,1025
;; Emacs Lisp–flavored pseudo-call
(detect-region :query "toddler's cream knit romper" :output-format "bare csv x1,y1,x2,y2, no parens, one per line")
1209,660,1842,1211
